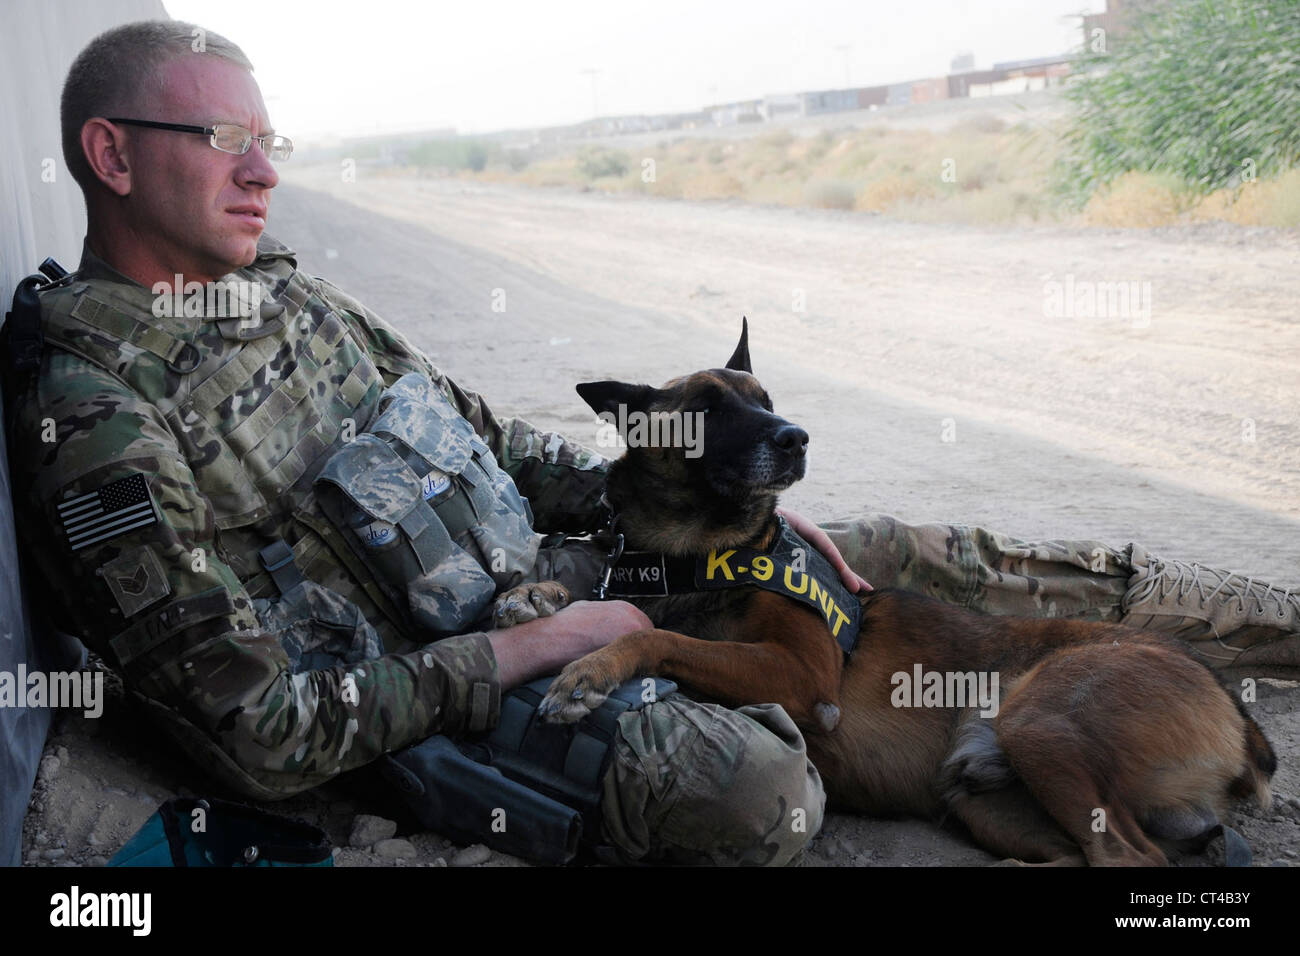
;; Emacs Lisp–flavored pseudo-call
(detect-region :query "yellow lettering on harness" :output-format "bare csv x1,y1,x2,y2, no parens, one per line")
706,549,736,581
831,606,850,637
808,577,837,628
751,555,774,582
809,578,834,618
783,565,808,594
820,590,835,619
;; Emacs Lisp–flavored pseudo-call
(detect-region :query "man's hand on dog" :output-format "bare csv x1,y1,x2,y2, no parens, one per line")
777,507,873,594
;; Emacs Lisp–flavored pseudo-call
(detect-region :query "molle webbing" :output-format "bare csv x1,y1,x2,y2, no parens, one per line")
180,308,376,501
69,294,196,368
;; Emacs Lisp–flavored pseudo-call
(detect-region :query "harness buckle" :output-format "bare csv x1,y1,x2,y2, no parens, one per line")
593,525,625,601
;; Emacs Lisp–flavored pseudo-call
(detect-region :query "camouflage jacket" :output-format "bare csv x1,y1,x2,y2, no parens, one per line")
5,234,608,799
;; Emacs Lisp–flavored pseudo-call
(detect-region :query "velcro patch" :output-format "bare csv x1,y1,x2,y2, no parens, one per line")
57,474,158,551
98,547,172,618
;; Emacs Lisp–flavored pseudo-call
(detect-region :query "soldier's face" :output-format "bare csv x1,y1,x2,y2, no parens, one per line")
124,54,278,280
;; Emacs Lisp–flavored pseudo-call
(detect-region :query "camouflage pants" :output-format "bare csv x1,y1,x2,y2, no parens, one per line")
819,513,1132,621
529,513,1140,865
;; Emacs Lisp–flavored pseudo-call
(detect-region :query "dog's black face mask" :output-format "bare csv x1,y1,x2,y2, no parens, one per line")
577,319,809,502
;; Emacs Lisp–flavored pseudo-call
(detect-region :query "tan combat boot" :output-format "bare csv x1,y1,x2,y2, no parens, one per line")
1122,545,1300,679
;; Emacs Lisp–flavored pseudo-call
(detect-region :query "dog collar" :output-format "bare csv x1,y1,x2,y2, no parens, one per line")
595,515,861,656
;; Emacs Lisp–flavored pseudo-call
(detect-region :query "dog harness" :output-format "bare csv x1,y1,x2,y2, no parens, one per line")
595,514,861,656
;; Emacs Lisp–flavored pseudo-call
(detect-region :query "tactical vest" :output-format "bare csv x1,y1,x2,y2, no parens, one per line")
313,372,537,637
27,238,535,646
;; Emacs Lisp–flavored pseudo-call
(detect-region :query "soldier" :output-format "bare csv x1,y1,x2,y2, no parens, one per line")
6,20,822,866
4,20,1296,866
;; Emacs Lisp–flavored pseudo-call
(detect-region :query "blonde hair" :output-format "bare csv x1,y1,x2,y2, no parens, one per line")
61,20,255,191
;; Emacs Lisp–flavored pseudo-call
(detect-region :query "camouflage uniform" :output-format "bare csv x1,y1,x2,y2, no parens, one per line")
5,235,820,865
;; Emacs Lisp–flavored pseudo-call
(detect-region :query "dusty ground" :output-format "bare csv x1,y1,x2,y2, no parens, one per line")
21,151,1300,868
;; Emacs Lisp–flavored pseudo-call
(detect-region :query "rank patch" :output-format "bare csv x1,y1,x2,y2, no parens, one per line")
57,474,158,551
98,547,171,618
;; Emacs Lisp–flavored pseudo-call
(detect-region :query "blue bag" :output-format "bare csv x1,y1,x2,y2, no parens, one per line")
108,797,333,867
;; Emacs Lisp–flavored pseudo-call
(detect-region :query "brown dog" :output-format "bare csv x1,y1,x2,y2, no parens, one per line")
530,322,1276,865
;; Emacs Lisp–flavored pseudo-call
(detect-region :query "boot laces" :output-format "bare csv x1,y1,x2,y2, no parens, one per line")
1123,556,1298,622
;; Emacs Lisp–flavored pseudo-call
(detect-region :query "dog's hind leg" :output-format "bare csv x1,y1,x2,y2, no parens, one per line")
995,711,1168,866
945,785,1086,865
940,714,1084,864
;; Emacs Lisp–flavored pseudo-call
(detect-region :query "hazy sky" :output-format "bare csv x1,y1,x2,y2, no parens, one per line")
164,0,1108,140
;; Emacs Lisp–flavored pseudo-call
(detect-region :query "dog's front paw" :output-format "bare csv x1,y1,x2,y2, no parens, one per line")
492,581,571,628
537,658,622,724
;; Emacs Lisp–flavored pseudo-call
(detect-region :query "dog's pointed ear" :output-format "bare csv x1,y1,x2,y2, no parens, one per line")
725,317,751,373
576,380,656,418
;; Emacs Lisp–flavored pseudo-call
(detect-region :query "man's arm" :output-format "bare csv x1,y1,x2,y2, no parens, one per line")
313,277,610,533
489,600,650,687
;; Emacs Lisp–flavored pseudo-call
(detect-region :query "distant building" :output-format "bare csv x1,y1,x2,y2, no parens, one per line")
947,68,1006,99
759,94,804,121
886,81,913,107
856,85,888,109
707,99,764,125
503,7,1111,147
908,77,949,104
801,88,859,115
966,56,1071,97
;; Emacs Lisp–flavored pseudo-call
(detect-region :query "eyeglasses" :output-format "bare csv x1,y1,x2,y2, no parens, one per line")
108,118,293,161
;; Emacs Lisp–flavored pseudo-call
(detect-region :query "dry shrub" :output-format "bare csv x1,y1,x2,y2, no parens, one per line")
1082,171,1190,227
677,170,745,200
856,174,934,212
803,178,857,210
759,129,795,148
1192,169,1300,227
953,114,1008,136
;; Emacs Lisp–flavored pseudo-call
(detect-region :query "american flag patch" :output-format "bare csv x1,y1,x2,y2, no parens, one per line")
57,474,158,552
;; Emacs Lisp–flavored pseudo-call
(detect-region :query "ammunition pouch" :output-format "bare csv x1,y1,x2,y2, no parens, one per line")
313,373,538,637
379,675,678,865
